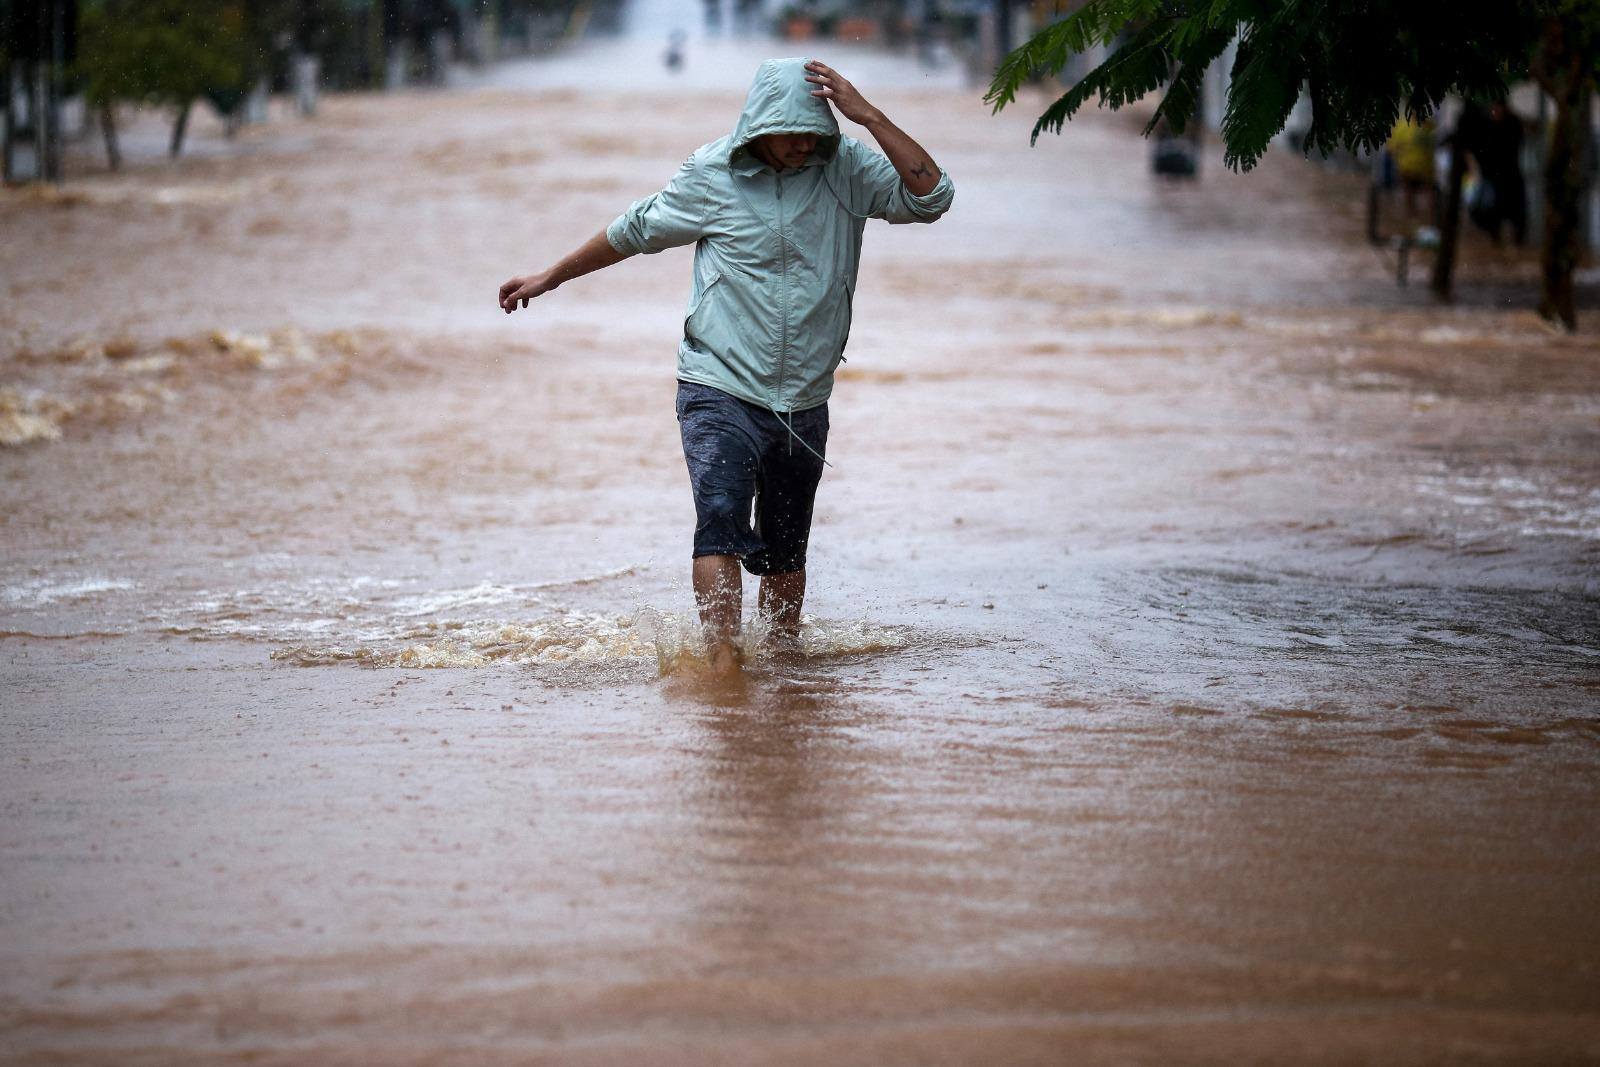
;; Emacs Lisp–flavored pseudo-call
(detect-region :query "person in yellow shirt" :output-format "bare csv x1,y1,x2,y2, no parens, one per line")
1387,116,1436,221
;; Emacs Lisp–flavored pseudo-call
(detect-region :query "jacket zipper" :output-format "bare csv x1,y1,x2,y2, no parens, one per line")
775,172,788,410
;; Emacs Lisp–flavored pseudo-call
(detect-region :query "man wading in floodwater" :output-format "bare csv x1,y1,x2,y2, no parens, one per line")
498,58,953,677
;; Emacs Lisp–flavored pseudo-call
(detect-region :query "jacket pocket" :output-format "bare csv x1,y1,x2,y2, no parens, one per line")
829,277,855,370
684,270,725,345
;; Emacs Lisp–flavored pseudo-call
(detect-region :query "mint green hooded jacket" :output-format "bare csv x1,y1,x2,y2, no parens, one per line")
605,57,954,415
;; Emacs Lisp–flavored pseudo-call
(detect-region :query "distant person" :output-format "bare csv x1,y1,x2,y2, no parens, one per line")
1468,99,1528,246
664,29,686,73
497,59,953,678
917,7,947,68
733,0,761,36
1387,115,1437,223
1150,111,1199,178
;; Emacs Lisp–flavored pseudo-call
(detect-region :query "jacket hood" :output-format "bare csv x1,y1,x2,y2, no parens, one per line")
728,57,840,168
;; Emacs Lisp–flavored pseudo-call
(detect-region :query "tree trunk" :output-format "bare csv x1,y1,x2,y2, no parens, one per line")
1431,130,1468,301
2,60,18,183
1539,81,1589,330
100,101,121,170
169,99,192,159
1532,15,1595,331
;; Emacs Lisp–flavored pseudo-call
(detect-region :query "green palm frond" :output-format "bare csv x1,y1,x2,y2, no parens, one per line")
985,0,1165,113
991,0,1563,172
1144,19,1237,135
1027,16,1176,144
1218,12,1309,170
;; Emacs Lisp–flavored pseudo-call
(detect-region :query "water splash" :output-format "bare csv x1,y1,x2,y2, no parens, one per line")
269,608,911,677
271,611,655,670
640,608,910,677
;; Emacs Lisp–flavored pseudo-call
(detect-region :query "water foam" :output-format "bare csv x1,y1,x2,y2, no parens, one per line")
1415,469,1600,541
1,576,136,607
0,388,71,446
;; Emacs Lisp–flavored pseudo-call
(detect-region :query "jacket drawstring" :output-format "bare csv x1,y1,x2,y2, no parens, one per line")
819,170,875,220
777,406,831,467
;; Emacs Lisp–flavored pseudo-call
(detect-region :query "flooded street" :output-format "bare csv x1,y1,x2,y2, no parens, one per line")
4,29,1599,1064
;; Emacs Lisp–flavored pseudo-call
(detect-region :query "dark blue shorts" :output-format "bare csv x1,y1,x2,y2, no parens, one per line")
675,380,829,576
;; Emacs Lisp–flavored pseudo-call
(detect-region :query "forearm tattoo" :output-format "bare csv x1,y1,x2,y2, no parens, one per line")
910,161,935,180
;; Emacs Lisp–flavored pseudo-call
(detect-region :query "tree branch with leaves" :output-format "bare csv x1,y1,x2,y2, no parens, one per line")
986,0,1595,329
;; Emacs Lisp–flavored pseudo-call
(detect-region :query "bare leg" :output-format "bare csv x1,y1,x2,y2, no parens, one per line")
759,568,806,647
692,554,743,675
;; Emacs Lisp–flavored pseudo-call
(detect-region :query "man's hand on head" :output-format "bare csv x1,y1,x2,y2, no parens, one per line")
804,61,881,127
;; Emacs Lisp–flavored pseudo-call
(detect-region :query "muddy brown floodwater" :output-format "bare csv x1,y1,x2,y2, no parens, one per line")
3,35,1599,1065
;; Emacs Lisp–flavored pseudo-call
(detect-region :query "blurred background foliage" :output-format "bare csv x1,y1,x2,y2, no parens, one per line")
984,0,1599,327
4,0,1595,324
3,0,606,166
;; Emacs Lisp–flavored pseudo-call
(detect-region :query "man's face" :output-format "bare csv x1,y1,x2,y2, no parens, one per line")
756,132,819,170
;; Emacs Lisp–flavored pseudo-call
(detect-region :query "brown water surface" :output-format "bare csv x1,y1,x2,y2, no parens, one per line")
3,36,1599,1065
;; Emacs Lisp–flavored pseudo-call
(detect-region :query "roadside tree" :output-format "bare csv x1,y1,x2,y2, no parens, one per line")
75,0,249,163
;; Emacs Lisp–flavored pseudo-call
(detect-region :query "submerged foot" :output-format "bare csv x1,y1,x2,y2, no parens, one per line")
762,629,805,664
691,641,748,704
707,641,744,680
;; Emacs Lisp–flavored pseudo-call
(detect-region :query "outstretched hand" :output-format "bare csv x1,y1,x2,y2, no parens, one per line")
498,232,630,316
804,60,880,126
498,271,555,314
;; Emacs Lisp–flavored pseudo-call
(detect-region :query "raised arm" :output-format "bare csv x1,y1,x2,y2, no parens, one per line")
804,60,941,196
499,230,630,314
